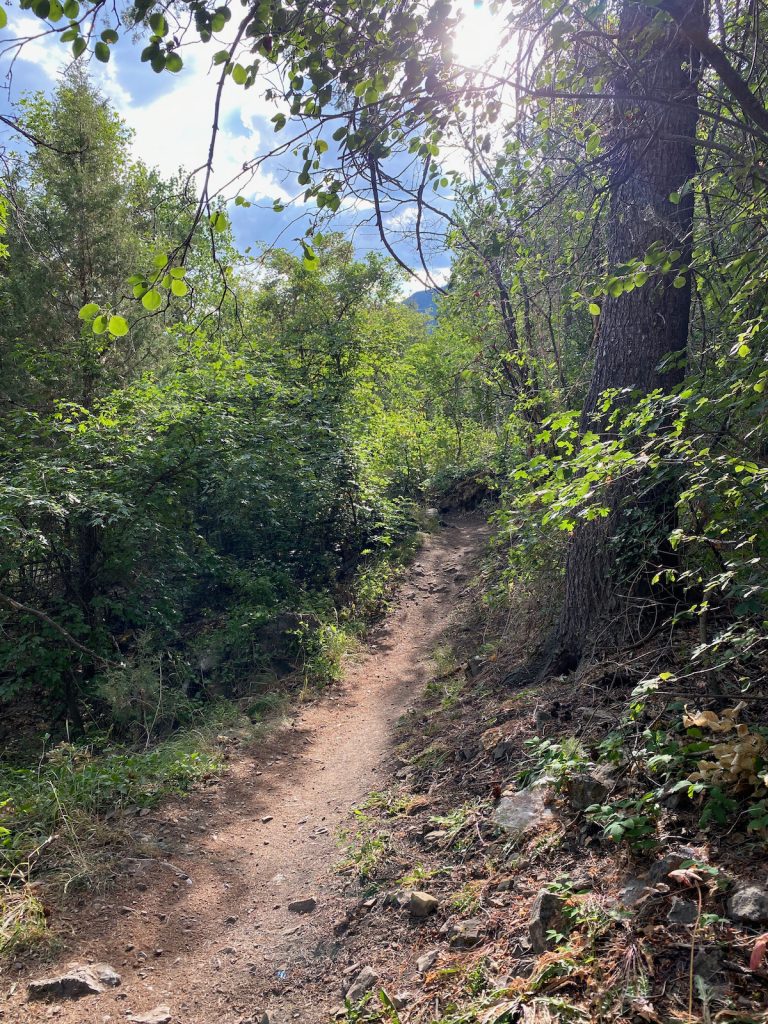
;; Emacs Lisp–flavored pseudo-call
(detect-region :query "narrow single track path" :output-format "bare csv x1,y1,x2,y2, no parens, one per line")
6,516,489,1024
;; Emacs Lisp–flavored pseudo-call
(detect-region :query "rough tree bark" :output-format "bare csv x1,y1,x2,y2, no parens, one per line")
514,0,704,679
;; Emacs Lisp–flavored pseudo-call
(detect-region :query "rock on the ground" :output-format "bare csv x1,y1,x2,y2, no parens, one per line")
647,847,703,884
480,726,514,761
416,949,439,975
493,786,553,836
423,830,448,845
127,1007,172,1024
693,948,722,981
727,884,768,925
288,896,317,914
618,878,653,908
564,773,608,811
345,966,379,1003
529,891,566,953
408,891,439,917
447,919,483,948
393,992,415,1009
466,656,485,678
667,898,698,925
28,964,121,1001
494,878,515,892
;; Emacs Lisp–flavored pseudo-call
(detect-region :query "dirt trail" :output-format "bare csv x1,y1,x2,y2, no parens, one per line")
6,516,488,1024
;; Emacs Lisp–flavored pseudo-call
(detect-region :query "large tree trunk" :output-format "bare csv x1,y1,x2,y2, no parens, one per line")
523,0,704,677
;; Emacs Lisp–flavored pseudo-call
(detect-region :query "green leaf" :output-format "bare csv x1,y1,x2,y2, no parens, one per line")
94,40,110,62
169,266,186,279
210,211,228,232
232,63,247,85
738,344,750,358
0,7,8,26
62,0,78,17
315,138,328,155
672,275,687,288
588,302,601,316
149,11,167,35
165,51,183,72
171,279,189,297
108,315,129,337
669,191,681,204
78,302,100,320
92,314,108,335
586,133,601,155
141,289,162,311
100,27,118,43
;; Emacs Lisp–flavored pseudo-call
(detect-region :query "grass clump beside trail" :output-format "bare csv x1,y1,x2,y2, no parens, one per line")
0,708,233,957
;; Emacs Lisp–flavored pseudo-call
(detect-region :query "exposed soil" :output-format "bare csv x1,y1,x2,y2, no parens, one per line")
3,515,491,1024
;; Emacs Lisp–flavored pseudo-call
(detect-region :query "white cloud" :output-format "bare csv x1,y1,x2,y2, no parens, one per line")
125,43,291,202
430,265,451,288
2,20,290,203
384,206,419,232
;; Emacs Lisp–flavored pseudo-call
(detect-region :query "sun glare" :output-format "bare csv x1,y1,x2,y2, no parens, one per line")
454,0,505,69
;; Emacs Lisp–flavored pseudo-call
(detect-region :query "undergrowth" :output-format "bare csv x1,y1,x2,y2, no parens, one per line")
518,677,768,854
0,705,235,956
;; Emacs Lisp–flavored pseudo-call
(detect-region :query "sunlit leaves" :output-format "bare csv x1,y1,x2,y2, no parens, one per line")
210,210,228,233
108,316,129,337
149,12,167,36
300,240,319,271
78,302,100,321
141,289,162,311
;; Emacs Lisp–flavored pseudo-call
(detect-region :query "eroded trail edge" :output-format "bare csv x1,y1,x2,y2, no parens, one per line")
8,516,489,1024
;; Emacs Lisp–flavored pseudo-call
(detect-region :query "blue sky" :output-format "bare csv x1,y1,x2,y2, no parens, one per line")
0,1,499,289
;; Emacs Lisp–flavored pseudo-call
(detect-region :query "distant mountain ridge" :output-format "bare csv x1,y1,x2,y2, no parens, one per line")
403,289,437,317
